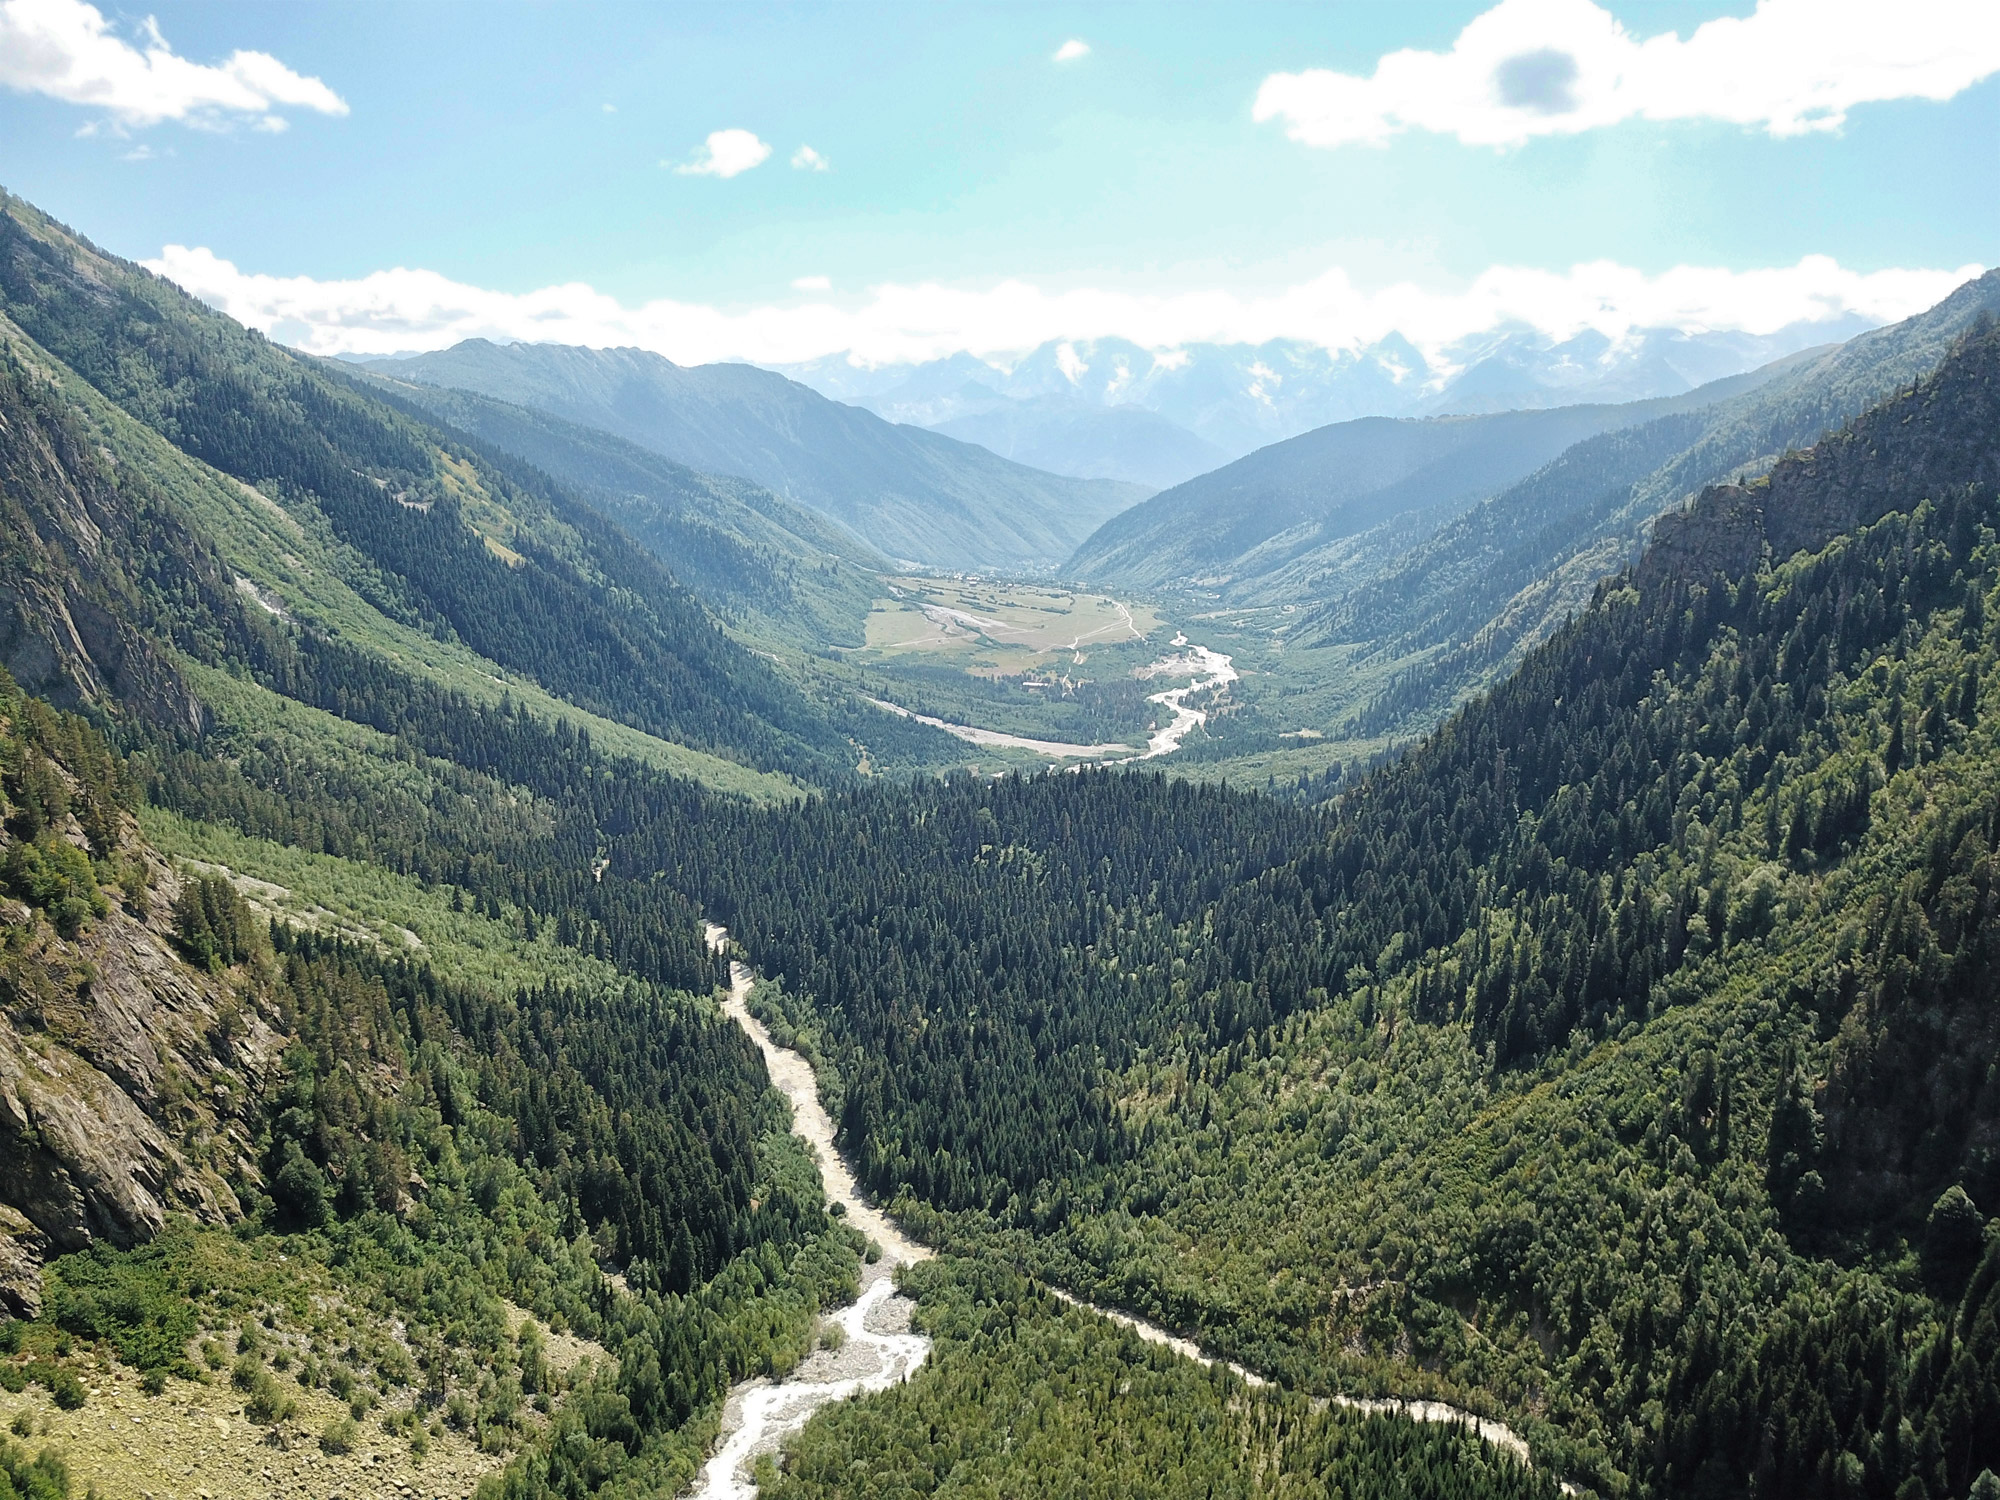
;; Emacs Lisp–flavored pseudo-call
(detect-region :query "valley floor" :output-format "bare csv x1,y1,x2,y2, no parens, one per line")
700,928,1552,1496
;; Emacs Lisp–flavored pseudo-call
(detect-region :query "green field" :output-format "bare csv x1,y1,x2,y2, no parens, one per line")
858,577,1162,669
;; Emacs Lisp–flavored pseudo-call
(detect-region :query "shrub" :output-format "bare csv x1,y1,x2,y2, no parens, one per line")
319,1416,357,1455
3,838,107,937
43,1241,197,1375
235,1357,295,1424
0,1436,69,1500
37,1364,85,1410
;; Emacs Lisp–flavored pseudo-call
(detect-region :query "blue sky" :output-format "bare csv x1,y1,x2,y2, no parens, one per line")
1,0,1996,364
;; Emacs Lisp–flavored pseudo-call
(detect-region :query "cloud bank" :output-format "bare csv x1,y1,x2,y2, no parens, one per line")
1054,39,1089,63
0,0,346,129
1255,0,2000,149
143,245,1983,373
673,128,771,177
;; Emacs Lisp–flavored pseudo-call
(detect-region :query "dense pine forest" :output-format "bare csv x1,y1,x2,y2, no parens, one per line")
6,174,2000,1500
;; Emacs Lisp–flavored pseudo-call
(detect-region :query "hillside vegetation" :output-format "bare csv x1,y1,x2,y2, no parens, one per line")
1080,273,2000,796
8,169,2000,1500
340,369,885,652
364,340,1150,570
0,181,1558,1500
1066,363,1791,600
714,321,2000,1498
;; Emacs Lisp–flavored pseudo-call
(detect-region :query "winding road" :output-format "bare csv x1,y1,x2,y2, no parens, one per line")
687,924,1554,1496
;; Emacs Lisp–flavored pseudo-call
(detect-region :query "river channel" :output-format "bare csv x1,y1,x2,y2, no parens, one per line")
867,635,1238,764
689,925,1544,1496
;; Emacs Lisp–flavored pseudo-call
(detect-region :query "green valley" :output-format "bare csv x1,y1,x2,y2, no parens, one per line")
0,58,1998,1500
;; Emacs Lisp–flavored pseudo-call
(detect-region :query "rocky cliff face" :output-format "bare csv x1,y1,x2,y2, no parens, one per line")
0,738,276,1315
0,319,211,736
1642,318,2000,594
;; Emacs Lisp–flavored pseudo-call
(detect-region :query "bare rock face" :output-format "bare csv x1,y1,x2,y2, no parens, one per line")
0,1203,48,1317
1641,481,1769,589
0,831,271,1305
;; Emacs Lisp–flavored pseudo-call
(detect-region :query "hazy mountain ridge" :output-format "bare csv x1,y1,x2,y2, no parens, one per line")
780,318,1875,488
1064,358,1800,599
364,340,1150,571
0,187,955,788
332,368,886,649
1325,265,2000,741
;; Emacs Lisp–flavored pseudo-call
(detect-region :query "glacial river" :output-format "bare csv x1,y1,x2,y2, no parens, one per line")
687,925,1549,1497
688,928,1544,1500
868,635,1239,765
687,941,932,1500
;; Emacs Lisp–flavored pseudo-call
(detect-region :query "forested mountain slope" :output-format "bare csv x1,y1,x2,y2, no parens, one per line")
682,320,2000,1498
0,665,863,1498
1320,268,2000,746
0,188,945,786
1065,360,1795,599
363,340,1150,570
335,368,885,650
0,183,1548,1500
12,179,2000,1500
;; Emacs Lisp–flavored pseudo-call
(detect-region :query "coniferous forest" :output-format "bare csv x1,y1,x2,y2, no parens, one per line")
3,175,2000,1500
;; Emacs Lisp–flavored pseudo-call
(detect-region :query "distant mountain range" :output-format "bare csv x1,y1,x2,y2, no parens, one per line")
1309,265,2000,738
781,318,1878,489
360,341,1148,571
1066,356,1809,600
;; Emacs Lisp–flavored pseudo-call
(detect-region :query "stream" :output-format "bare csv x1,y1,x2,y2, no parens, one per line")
868,633,1238,765
688,936,932,1500
689,925,1546,1496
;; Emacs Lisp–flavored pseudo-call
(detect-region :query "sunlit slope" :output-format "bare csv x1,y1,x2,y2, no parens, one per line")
1065,360,1795,600
368,339,1151,570
1319,266,2000,741
0,186,950,786
342,368,886,650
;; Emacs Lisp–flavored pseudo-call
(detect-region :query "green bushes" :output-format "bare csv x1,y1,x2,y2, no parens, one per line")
31,1366,83,1412
42,1239,198,1376
234,1355,298,1424
1,838,106,938
765,1258,1557,1500
0,1437,70,1500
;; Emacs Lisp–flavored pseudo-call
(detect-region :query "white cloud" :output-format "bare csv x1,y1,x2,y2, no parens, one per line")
672,128,771,178
792,275,833,292
143,244,1983,374
0,0,347,129
1054,38,1089,63
1254,0,2000,149
791,143,830,171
